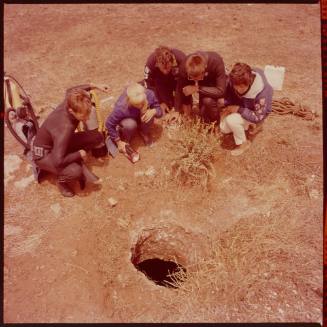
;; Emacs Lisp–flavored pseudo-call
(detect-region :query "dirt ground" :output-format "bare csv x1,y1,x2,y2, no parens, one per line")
3,3,323,323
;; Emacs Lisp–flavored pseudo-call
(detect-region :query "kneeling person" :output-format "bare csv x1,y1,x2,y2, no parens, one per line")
105,83,162,156
220,63,273,156
33,84,108,197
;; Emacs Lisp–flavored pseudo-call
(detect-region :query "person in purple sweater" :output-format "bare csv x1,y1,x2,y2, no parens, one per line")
105,83,162,154
220,62,273,156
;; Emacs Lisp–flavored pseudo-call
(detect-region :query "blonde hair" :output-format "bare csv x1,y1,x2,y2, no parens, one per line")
126,83,146,106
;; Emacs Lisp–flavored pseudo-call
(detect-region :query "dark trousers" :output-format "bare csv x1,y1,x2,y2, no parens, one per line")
199,96,225,123
35,130,103,183
118,117,154,143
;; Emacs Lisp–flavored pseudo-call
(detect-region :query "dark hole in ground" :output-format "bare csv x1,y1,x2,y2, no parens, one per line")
135,258,186,288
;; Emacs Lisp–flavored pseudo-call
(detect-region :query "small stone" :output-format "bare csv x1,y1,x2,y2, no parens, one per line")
108,197,118,207
14,175,35,189
71,250,78,257
309,189,319,199
50,203,62,216
144,166,156,177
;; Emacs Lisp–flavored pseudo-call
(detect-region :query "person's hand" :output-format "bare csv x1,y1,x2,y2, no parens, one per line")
117,140,127,153
141,108,157,123
92,83,110,93
79,149,87,159
160,102,170,114
220,105,239,120
182,85,198,96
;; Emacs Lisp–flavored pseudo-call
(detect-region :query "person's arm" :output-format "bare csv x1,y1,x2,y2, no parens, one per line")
238,89,272,123
148,90,163,118
65,83,109,94
176,76,192,106
48,122,82,169
105,105,123,143
198,58,227,99
143,55,156,90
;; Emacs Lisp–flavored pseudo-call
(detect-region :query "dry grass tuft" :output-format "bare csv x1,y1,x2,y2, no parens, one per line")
164,204,322,322
167,117,219,188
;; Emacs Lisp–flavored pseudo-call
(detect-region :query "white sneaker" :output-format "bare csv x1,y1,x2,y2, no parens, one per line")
231,140,251,156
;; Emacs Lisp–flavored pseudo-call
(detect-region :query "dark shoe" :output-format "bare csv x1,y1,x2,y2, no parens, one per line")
57,182,75,197
79,176,86,190
139,131,153,146
81,163,102,184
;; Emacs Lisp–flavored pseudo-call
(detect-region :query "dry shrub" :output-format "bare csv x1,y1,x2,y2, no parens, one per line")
164,204,322,322
168,117,219,188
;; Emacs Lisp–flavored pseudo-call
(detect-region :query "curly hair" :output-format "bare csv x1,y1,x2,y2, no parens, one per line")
229,63,253,86
66,89,92,114
154,46,175,67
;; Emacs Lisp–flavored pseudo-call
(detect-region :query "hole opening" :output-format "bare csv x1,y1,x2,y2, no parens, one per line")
135,258,186,288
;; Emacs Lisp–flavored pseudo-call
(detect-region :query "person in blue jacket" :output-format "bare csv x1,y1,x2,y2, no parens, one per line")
105,83,163,154
220,62,273,156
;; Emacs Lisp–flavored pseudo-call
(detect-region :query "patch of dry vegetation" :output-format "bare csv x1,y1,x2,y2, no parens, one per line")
164,204,322,322
167,117,219,188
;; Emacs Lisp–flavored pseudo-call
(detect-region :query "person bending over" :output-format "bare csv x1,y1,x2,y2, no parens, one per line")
105,83,162,155
143,46,186,114
32,83,109,197
220,62,273,156
177,51,227,122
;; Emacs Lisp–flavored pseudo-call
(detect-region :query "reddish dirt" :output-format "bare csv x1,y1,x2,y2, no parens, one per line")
4,3,323,323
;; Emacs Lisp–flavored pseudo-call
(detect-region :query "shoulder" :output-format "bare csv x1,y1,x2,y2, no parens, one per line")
206,51,224,66
253,68,273,94
172,48,186,61
145,88,156,99
145,52,156,69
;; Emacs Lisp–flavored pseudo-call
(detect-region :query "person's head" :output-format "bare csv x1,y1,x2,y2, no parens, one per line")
66,89,92,122
126,83,148,110
185,53,207,81
229,63,254,95
155,46,175,75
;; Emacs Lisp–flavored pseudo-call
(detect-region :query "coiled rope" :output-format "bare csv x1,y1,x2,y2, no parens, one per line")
271,97,318,120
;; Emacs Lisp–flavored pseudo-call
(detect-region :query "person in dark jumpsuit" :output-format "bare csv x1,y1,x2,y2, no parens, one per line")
32,83,109,197
177,51,227,122
143,46,186,114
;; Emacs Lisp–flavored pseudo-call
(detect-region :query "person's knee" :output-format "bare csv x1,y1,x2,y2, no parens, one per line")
202,97,215,109
88,129,104,146
120,118,138,132
60,163,83,181
225,113,243,129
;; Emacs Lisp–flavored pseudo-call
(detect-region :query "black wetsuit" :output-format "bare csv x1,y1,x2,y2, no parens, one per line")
32,85,103,183
177,51,227,122
143,48,186,110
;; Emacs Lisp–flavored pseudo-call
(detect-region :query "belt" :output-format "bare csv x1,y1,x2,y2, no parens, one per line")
31,137,51,160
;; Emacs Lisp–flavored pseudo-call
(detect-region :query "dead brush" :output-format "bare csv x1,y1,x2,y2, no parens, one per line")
162,205,322,322
168,117,218,188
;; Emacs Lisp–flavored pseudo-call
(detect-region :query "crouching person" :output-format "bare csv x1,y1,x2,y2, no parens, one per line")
105,83,162,156
220,63,273,156
32,84,108,197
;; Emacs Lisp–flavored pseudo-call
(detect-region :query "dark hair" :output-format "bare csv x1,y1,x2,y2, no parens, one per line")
154,46,174,66
229,63,253,86
66,89,91,113
185,53,206,78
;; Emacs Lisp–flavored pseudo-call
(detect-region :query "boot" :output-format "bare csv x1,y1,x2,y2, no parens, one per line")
139,131,153,146
81,163,102,184
57,181,75,197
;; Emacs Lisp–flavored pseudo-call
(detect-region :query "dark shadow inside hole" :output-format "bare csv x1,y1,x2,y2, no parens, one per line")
135,258,186,288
